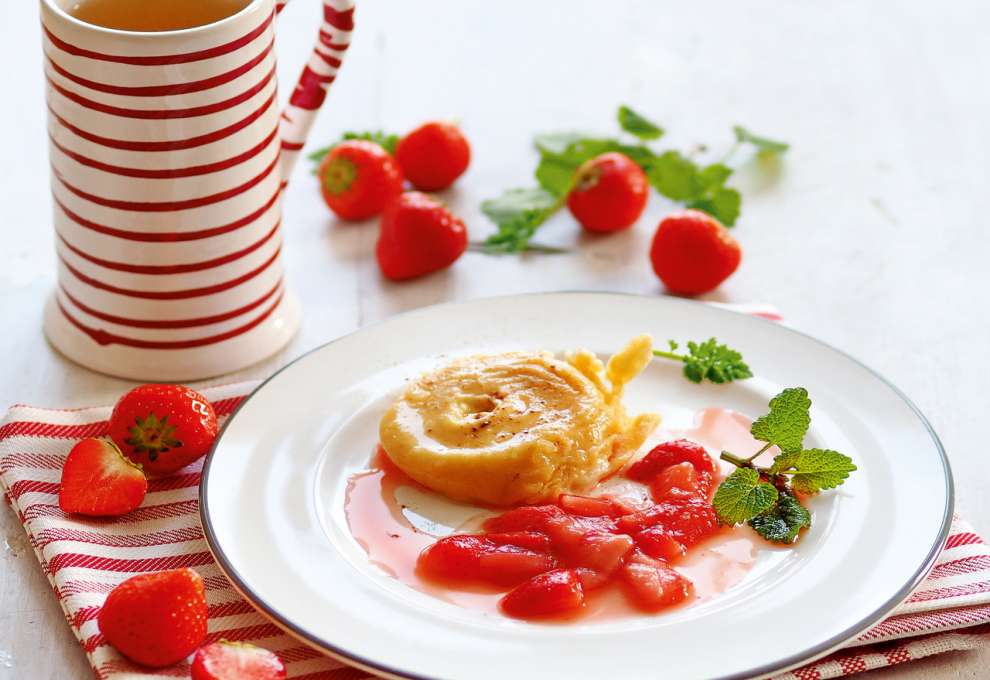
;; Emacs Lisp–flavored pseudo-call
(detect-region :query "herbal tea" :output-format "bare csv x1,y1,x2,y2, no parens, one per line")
66,0,253,32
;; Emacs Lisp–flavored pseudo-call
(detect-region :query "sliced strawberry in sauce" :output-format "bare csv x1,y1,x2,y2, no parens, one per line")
572,532,634,573
483,505,566,533
616,499,719,548
626,439,717,481
574,568,609,591
417,535,494,580
500,569,585,619
558,494,624,517
649,462,715,502
618,553,693,611
486,531,552,553
634,526,687,561
478,545,558,586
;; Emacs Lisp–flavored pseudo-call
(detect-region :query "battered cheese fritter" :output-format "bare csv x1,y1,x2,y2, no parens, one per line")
378,335,659,506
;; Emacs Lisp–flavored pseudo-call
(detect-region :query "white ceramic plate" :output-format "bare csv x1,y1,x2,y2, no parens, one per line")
200,293,952,680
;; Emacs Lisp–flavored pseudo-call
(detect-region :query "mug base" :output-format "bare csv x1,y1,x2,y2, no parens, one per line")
42,291,302,382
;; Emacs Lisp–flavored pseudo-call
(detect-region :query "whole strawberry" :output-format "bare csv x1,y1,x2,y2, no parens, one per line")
98,568,207,667
395,121,471,191
59,438,147,517
567,152,649,232
108,384,217,476
650,210,741,296
376,192,468,280
318,140,404,221
192,641,287,680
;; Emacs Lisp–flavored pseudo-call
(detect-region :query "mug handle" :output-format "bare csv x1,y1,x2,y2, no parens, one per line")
275,0,356,183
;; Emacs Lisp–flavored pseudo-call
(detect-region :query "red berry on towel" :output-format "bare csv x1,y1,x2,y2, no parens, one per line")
108,384,218,476
192,641,287,680
395,121,471,191
98,568,208,668
319,139,404,221
649,209,741,295
376,192,468,280
567,152,649,232
59,438,147,517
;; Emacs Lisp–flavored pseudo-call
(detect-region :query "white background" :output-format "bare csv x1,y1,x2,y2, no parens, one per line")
1,1,987,677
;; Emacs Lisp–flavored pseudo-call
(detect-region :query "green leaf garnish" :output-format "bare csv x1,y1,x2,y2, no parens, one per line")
714,388,855,546
477,188,564,254
750,387,812,454
733,125,790,157
770,448,858,494
618,105,664,140
712,468,779,525
748,490,812,544
653,338,752,384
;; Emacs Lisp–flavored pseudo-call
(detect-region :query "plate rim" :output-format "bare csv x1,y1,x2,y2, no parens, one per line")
199,291,954,680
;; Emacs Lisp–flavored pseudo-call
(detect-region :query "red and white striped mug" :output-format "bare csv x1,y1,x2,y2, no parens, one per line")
40,0,354,380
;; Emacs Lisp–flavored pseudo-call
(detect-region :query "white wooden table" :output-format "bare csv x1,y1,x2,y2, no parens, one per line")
1,1,987,677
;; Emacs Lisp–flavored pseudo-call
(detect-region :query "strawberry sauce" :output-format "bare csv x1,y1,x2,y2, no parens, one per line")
344,408,763,621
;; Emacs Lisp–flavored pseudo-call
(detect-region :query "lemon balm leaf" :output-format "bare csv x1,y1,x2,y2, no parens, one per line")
770,449,857,493
750,387,812,454
748,490,811,543
712,468,779,525
618,105,665,140
479,187,563,253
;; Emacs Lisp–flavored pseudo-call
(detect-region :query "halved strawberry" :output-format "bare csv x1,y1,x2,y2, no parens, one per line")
649,462,714,502
417,535,494,580
616,499,719,548
192,641,286,680
483,505,566,533
500,569,585,619
486,531,552,553
634,526,687,561
570,532,634,573
59,438,147,517
618,553,693,611
478,545,558,586
626,439,717,481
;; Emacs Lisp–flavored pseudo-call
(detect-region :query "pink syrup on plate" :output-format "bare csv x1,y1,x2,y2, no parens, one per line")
344,408,767,621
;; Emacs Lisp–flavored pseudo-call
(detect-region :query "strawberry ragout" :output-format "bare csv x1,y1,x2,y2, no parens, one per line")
346,408,765,622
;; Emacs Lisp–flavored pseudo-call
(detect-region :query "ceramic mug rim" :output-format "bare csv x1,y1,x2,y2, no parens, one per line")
41,0,268,39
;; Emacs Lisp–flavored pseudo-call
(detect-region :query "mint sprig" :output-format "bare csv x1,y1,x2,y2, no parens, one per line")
712,387,857,544
653,338,752,384
479,106,787,253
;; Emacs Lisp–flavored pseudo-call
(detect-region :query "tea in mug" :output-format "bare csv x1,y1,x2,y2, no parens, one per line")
67,0,254,32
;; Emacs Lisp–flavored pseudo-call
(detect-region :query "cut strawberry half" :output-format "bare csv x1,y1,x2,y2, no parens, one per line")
417,535,494,580
634,526,687,561
617,498,719,548
59,438,148,517
626,439,718,481
649,462,714,502
478,545,558,586
483,504,566,533
192,641,286,680
618,553,693,611
500,569,585,619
